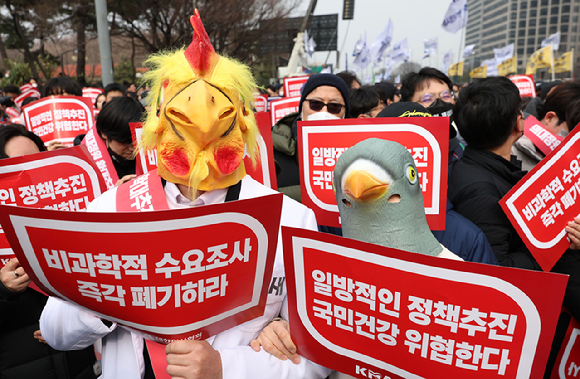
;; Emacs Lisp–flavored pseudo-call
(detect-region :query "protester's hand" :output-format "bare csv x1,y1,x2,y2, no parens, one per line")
566,217,580,250
46,140,68,151
249,319,300,364
0,258,31,292
33,329,47,344
115,175,136,187
166,340,222,379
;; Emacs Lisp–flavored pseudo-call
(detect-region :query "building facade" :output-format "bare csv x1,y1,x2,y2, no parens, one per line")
466,0,579,80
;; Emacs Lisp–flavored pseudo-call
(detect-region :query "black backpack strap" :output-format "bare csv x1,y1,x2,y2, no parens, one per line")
225,180,242,202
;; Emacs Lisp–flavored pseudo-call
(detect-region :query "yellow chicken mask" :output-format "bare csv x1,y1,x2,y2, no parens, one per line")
141,10,260,193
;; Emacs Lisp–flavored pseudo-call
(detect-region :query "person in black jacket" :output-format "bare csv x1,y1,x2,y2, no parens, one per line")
0,125,98,379
448,77,580,322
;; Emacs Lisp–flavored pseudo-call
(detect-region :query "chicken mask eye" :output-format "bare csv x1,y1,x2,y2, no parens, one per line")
406,165,417,184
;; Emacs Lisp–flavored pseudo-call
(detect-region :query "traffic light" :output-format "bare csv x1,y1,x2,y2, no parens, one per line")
343,0,354,20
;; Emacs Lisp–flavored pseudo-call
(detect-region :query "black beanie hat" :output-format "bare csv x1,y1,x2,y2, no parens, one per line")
299,73,350,117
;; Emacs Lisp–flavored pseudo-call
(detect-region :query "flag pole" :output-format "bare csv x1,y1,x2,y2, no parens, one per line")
551,42,556,81
456,26,465,83
572,48,575,80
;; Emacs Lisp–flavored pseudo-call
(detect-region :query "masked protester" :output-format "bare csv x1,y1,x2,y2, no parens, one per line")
272,74,351,203
400,67,465,164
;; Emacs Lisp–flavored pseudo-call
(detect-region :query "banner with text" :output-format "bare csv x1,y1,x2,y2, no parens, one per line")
550,313,580,379
524,116,564,156
0,194,282,342
130,113,277,190
82,87,104,105
254,94,269,113
270,97,300,126
283,227,567,379
501,125,580,271
284,76,309,98
509,75,537,98
298,118,449,229
0,146,107,266
22,96,95,146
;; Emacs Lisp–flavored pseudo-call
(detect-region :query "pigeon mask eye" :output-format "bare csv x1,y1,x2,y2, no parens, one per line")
406,165,417,184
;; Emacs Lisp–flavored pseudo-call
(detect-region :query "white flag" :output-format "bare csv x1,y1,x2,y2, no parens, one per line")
493,43,514,64
443,49,453,73
423,38,438,58
370,19,394,64
541,31,561,51
353,33,371,70
481,58,498,76
391,38,409,64
394,74,401,84
303,30,316,58
353,35,365,57
463,44,476,58
442,0,468,34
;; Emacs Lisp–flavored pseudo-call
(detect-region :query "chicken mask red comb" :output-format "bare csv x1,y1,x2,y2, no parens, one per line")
184,9,218,78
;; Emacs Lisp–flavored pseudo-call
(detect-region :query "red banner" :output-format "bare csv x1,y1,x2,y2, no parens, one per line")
254,94,269,113
550,313,580,379
22,96,95,146
524,115,564,156
510,75,537,98
501,126,580,271
14,88,41,108
270,97,300,126
298,117,449,230
0,145,108,266
284,76,309,98
129,116,278,190
82,87,104,105
283,227,567,379
0,194,282,343
81,126,119,189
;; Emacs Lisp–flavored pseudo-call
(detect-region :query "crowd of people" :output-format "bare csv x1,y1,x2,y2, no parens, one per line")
0,55,579,378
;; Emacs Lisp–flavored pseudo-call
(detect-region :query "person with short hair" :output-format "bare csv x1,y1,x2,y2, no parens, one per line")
104,83,127,103
3,85,20,101
448,77,580,322
374,81,400,106
349,86,385,118
336,71,361,90
42,77,82,97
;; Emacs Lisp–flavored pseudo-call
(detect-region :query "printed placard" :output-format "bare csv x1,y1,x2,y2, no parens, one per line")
129,116,277,190
298,117,449,230
501,125,580,271
283,227,567,379
22,96,95,146
0,194,283,343
510,75,537,98
82,87,104,105
284,76,309,98
81,126,119,189
0,145,107,266
550,313,580,379
254,94,269,112
524,115,564,156
15,88,41,108
270,97,300,126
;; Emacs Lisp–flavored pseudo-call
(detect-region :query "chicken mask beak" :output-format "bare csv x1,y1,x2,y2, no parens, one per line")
344,170,389,203
156,79,247,192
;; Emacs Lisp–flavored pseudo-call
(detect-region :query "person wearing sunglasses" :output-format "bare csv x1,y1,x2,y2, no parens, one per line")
272,73,351,203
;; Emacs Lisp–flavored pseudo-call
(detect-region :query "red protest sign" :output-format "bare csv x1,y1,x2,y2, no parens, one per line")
81,126,119,189
0,194,282,343
284,76,309,98
129,117,278,190
550,313,580,379
283,227,567,379
270,97,300,126
254,94,268,113
298,117,449,230
524,115,564,156
510,75,537,98
22,96,95,146
15,88,41,108
0,145,107,266
501,126,580,271
82,87,104,105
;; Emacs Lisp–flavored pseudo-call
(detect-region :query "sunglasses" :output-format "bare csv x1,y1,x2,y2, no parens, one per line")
304,99,345,115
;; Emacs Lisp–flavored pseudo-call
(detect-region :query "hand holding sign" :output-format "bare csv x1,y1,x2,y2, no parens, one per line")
565,217,580,250
0,257,30,292
250,319,300,364
166,340,222,379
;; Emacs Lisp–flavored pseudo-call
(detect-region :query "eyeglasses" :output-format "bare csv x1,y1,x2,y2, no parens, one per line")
418,90,454,107
304,99,345,115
